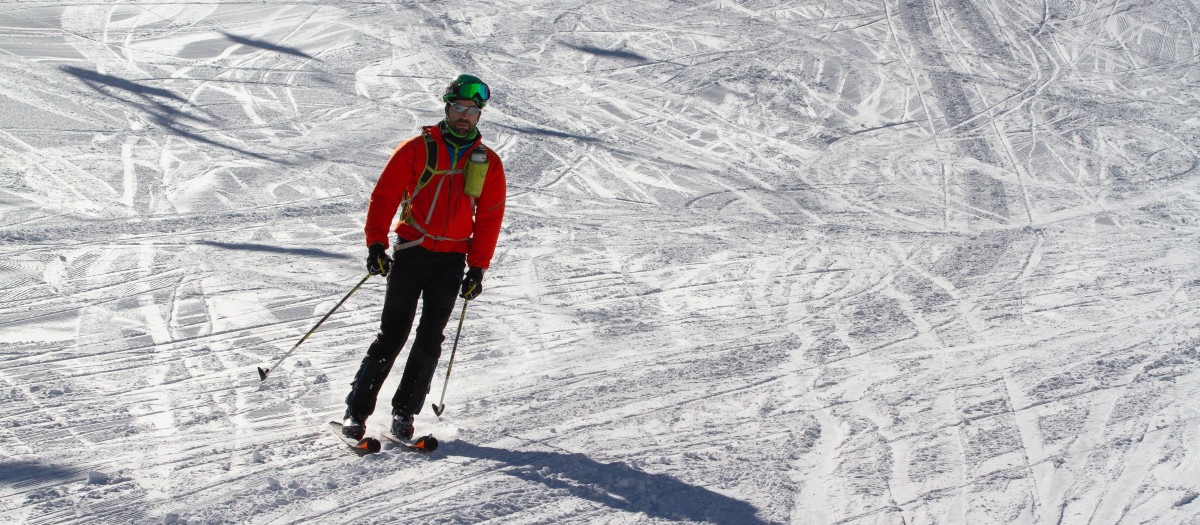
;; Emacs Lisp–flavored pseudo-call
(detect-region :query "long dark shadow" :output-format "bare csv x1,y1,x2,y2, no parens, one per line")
492,123,602,143
219,32,317,60
561,42,648,62
196,240,354,260
60,66,186,102
447,441,778,524
0,460,79,488
61,66,276,162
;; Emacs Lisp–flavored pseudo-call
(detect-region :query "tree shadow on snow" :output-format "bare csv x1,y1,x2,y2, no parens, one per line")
492,123,602,144
60,66,275,162
447,441,776,524
0,460,79,488
196,240,354,260
561,42,649,62
219,32,317,60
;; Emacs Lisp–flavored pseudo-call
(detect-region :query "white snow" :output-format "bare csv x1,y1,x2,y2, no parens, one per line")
2,0,1200,524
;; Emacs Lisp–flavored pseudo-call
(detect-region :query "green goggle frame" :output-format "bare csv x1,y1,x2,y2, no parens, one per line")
443,76,490,108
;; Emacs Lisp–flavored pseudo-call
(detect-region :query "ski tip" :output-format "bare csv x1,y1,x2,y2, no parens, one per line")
257,367,269,381
411,435,439,452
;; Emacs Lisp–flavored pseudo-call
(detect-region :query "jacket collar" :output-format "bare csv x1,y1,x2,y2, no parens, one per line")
435,120,481,149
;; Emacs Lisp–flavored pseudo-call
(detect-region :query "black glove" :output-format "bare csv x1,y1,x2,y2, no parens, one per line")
367,243,392,276
460,266,484,300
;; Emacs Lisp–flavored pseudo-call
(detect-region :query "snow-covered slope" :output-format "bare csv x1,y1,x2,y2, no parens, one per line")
2,1,1199,523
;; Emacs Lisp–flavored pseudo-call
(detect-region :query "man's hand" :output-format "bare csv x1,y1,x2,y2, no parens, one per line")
460,266,484,300
367,244,392,276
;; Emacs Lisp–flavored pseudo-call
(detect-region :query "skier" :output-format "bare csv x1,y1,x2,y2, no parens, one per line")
341,74,506,441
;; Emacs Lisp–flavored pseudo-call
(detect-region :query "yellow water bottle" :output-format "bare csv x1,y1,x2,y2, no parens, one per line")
464,146,488,197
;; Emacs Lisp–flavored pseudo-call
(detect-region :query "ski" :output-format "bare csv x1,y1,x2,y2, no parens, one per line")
328,421,382,455
381,432,439,453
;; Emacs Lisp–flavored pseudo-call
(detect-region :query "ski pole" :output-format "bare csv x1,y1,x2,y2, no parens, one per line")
258,273,372,381
431,297,469,416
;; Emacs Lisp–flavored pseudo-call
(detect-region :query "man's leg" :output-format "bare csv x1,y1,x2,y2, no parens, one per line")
391,253,465,418
344,259,421,420
391,304,453,417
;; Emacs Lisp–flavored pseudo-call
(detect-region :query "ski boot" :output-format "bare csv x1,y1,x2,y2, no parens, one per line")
391,411,414,441
341,414,367,440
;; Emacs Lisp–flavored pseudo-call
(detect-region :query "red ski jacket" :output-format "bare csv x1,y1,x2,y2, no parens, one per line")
365,125,506,269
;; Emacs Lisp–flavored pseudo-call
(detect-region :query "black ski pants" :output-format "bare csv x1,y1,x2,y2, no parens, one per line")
345,244,464,420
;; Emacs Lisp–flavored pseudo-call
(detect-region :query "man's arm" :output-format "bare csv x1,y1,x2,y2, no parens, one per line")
365,138,421,248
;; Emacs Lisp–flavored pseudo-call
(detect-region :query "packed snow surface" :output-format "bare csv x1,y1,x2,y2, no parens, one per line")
2,0,1199,523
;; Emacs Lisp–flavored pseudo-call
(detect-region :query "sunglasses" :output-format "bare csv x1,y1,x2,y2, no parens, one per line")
449,102,482,116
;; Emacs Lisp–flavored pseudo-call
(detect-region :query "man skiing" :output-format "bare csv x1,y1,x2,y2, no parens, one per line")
341,74,506,441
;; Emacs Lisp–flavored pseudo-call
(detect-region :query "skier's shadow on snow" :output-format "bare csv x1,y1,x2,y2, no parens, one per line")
447,441,775,525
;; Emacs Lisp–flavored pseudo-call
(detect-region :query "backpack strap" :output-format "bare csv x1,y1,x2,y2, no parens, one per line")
416,128,439,192
396,128,475,249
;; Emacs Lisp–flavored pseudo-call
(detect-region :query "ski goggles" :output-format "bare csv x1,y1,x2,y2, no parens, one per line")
447,81,489,107
449,102,482,115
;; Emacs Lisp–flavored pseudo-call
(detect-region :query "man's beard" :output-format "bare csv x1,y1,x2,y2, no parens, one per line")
450,118,474,134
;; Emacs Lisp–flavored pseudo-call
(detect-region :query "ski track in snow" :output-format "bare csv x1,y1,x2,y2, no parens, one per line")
2,0,1199,523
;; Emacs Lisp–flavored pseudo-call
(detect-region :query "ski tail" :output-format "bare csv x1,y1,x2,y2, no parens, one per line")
408,435,438,451
351,438,381,453
328,421,381,454
381,432,439,452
